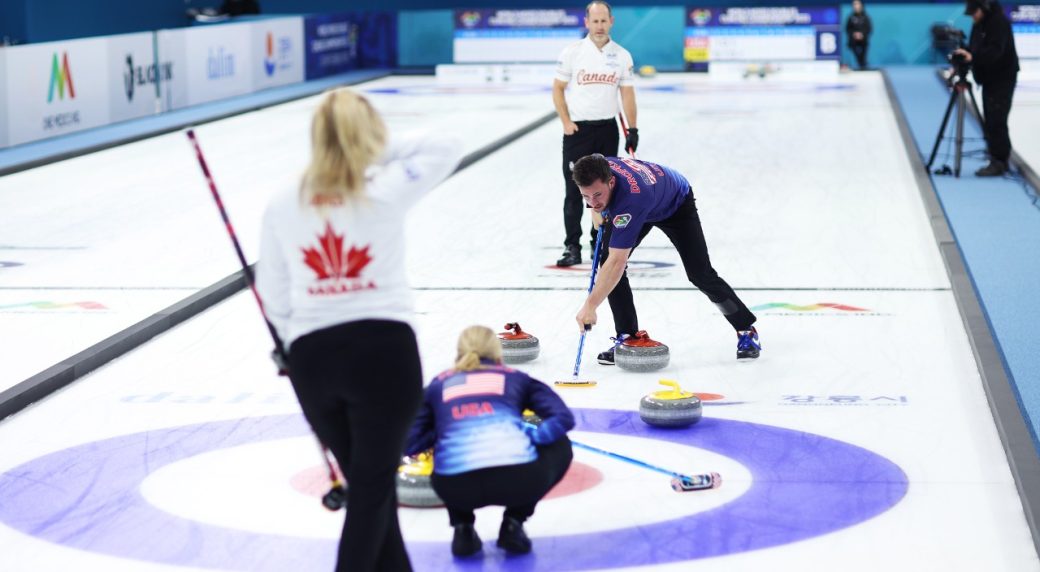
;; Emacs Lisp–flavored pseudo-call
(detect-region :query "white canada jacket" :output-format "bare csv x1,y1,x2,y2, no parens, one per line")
256,131,464,348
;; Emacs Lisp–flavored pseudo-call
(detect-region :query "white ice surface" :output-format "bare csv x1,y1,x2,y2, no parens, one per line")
0,72,1036,572
0,75,555,392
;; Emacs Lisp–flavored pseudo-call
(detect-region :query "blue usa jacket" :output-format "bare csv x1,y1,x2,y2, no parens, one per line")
602,157,691,249
405,361,575,475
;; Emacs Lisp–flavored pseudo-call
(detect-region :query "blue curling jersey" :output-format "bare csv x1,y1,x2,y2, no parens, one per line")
603,157,691,249
405,363,575,476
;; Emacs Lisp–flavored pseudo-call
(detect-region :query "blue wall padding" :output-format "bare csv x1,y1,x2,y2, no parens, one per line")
886,66,1040,451
0,1,28,44
21,0,188,43
838,4,973,67
0,1,988,49
613,6,688,71
398,10,454,67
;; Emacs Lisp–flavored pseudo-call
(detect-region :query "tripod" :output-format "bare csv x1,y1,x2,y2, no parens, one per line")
926,71,984,177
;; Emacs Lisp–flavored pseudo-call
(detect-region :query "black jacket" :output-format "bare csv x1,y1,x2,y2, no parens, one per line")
221,0,261,16
969,2,1019,85
845,12,872,45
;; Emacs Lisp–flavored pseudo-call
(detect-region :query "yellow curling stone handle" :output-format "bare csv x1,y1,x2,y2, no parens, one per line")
652,379,693,400
399,449,434,476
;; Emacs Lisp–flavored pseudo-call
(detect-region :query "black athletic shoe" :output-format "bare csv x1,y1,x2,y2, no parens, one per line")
497,517,532,554
597,334,629,365
736,327,761,360
452,523,482,557
556,245,581,267
975,160,1008,177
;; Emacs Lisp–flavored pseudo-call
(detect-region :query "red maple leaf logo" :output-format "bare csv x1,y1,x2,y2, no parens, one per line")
301,222,372,280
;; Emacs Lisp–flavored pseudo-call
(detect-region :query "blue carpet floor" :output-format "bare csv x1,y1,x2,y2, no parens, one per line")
887,65,1040,452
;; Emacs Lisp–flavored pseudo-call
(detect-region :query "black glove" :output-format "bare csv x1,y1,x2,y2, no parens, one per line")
271,349,290,376
625,128,639,154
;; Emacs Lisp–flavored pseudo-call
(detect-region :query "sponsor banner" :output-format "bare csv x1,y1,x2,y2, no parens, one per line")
5,36,111,146
1011,4,1040,23
252,17,305,91
748,301,888,316
1010,5,1040,58
456,8,585,30
0,300,108,312
180,23,253,107
684,6,841,71
453,8,585,63
0,49,8,148
107,32,170,124
155,29,190,111
352,11,398,69
303,12,396,80
304,13,361,79
780,394,909,406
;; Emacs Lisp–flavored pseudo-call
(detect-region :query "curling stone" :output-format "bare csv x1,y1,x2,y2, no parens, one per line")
640,379,702,428
638,65,657,78
521,409,542,426
498,322,539,363
615,330,669,372
396,450,443,508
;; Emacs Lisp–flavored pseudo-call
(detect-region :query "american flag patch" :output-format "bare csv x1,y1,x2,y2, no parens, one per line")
443,372,505,402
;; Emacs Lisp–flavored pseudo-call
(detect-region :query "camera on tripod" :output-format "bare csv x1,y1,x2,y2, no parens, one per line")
947,47,971,81
928,32,984,177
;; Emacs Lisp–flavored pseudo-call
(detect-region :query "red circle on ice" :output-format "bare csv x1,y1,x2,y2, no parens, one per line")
290,461,603,500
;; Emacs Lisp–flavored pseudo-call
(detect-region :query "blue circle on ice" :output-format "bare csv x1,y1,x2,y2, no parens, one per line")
0,409,906,570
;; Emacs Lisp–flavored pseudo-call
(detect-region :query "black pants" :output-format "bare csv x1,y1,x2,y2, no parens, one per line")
981,77,1016,163
289,320,423,572
430,437,573,526
850,42,868,69
563,119,620,251
600,193,756,337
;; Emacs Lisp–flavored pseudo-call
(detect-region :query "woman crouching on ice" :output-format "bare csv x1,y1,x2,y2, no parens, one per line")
405,325,575,558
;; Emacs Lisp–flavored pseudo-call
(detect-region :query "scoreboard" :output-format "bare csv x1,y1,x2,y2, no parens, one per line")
685,6,842,71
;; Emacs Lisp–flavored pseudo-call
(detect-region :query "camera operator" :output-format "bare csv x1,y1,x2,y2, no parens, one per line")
953,0,1019,177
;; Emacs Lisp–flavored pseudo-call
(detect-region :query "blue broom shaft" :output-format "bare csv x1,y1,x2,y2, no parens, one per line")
570,439,688,480
572,328,589,379
587,226,604,294
571,226,604,379
522,422,696,482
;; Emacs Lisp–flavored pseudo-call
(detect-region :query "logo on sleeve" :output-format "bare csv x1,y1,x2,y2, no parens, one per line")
402,160,422,181
612,213,632,228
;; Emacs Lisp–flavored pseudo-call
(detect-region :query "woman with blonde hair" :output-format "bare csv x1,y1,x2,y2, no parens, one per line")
256,88,463,571
406,325,575,558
